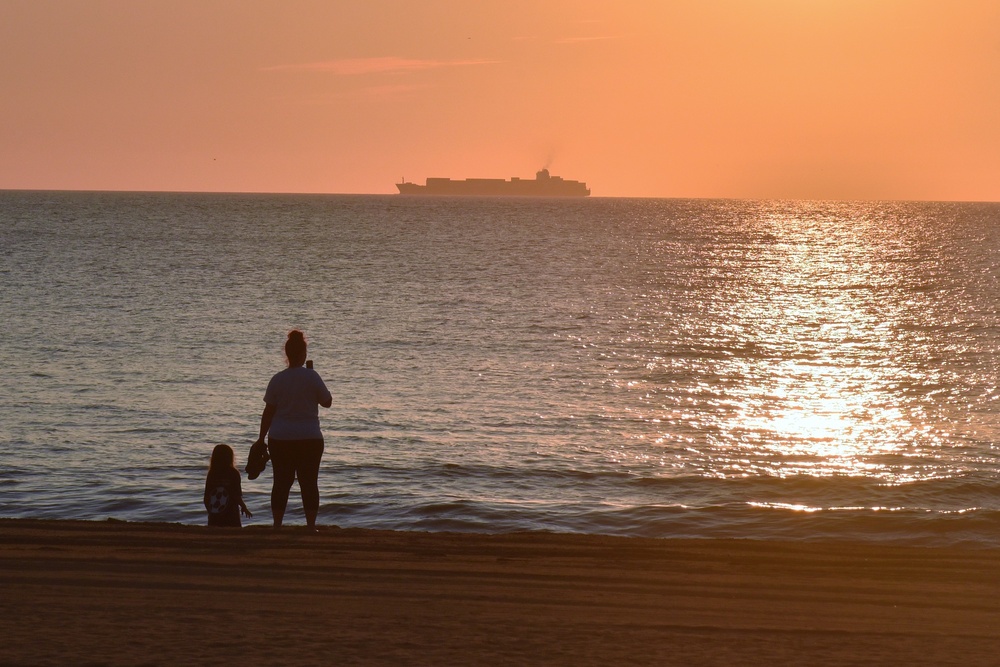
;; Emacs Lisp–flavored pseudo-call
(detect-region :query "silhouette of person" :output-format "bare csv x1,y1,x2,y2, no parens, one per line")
253,330,332,530
204,444,252,527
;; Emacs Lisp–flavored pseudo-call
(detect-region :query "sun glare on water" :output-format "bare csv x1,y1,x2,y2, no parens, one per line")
677,203,950,483
736,210,911,471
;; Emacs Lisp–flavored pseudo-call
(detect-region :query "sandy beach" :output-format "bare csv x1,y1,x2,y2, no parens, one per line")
3,521,1000,665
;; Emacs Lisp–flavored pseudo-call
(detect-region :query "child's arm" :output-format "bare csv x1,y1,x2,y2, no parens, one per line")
236,475,252,518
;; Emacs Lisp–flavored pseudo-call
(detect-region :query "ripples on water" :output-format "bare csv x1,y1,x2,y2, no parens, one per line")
2,192,1000,545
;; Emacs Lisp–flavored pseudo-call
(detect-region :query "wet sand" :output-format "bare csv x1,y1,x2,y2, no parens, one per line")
2,519,1000,666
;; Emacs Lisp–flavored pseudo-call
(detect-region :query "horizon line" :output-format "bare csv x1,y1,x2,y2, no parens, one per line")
1,186,997,205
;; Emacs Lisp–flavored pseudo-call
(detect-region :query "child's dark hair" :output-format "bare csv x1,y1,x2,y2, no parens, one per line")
209,444,236,473
285,329,307,366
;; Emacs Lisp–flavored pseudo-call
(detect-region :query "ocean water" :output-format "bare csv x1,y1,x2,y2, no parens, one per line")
3,191,1000,546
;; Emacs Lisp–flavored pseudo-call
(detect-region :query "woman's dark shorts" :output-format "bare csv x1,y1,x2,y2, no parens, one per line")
268,438,324,490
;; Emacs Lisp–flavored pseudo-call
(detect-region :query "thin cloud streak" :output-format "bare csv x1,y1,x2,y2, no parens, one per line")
554,35,626,44
262,57,501,76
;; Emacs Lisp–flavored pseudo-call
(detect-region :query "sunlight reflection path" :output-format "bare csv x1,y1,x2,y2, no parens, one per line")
716,205,945,479
602,201,992,488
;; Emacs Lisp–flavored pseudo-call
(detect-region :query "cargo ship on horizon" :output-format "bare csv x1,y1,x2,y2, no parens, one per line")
396,168,590,197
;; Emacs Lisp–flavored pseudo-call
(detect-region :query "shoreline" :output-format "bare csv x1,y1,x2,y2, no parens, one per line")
3,518,1000,665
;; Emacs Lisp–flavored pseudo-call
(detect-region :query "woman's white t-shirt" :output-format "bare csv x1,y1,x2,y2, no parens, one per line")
264,366,332,440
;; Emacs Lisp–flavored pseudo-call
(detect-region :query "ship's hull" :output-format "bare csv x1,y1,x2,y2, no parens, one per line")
396,172,590,197
396,183,427,195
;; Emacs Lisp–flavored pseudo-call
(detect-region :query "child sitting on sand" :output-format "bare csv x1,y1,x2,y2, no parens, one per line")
204,444,252,527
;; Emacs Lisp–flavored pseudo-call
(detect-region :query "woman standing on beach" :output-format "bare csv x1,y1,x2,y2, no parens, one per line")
253,330,333,530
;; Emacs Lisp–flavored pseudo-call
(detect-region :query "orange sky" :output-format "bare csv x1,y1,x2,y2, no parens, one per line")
2,1,1000,200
